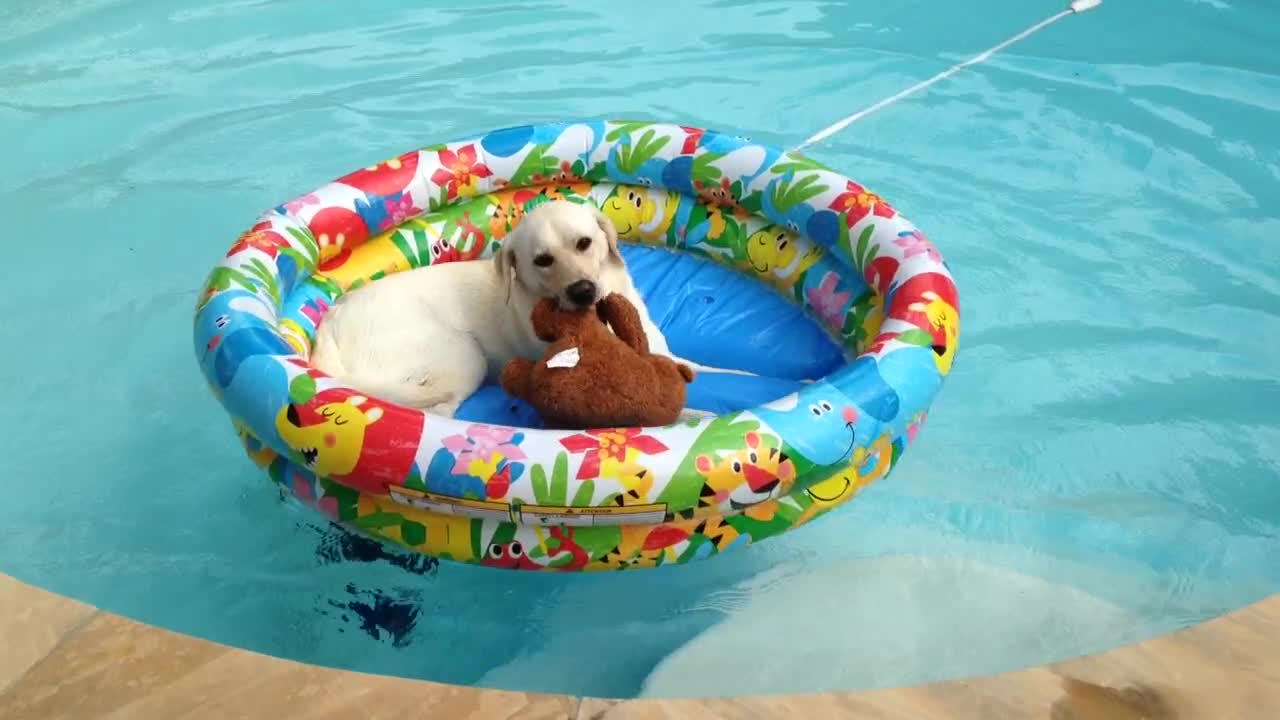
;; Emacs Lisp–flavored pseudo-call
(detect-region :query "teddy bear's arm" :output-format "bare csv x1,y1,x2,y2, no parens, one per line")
500,358,536,400
598,293,649,354
529,298,563,342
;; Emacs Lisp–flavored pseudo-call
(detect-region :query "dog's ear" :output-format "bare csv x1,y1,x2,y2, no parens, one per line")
590,205,623,265
493,245,516,305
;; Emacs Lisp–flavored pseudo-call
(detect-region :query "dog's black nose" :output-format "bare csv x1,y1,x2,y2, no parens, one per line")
565,279,597,306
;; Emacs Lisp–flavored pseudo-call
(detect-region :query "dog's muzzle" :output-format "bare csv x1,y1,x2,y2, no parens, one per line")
565,279,597,307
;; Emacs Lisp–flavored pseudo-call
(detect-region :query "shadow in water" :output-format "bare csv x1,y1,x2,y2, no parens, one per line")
308,522,437,648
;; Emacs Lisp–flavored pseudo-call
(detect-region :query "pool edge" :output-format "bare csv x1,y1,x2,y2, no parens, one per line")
2,572,1277,719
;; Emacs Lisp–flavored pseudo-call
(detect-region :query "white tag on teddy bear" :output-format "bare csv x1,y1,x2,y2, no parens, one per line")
545,347,581,369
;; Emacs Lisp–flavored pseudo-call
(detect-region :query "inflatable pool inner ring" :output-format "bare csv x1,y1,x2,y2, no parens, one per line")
194,120,960,571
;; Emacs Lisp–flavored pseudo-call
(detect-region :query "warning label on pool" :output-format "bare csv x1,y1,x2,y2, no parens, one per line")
516,503,668,527
386,486,512,522
386,486,667,527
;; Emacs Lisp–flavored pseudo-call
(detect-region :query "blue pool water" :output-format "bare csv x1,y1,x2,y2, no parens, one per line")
3,0,1280,699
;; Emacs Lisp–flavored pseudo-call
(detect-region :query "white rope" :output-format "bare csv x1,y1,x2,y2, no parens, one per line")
794,0,1103,152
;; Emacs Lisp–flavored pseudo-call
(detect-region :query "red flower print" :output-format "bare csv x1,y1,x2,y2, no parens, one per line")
430,144,493,200
829,180,896,227
887,271,960,348
864,255,900,296
864,331,899,355
486,464,512,499
339,152,420,198
680,126,705,155
560,428,669,480
226,222,289,259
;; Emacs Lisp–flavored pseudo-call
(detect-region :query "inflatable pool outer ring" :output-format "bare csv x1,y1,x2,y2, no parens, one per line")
194,120,960,571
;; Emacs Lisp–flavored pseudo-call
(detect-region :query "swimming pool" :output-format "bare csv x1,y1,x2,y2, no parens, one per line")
3,0,1279,700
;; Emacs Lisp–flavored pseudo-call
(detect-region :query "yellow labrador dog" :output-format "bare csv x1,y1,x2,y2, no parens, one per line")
310,200,745,418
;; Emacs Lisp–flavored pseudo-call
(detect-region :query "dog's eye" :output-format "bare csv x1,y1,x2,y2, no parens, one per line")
533,254,554,268
576,236,592,252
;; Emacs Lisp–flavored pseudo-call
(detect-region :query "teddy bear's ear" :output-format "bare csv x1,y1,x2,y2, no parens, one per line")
589,205,622,265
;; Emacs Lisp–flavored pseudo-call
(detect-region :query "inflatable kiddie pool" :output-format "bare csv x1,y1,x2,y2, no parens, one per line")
194,120,960,571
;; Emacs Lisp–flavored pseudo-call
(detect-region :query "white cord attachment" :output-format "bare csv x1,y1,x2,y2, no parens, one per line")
794,1,1103,152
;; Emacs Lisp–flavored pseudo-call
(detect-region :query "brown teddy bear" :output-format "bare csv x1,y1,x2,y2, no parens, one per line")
500,293,695,430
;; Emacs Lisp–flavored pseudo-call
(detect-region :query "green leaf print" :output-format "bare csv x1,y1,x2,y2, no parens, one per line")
897,328,935,347
690,152,725,185
549,452,569,505
531,464,549,505
470,519,484,559
658,413,761,511
703,216,749,265
242,258,281,307
738,190,764,215
400,520,426,546
390,228,426,268
571,526,623,560
771,152,833,175
770,173,828,214
403,465,427,492
267,455,288,485
841,290,879,347
508,144,560,187
853,224,876,272
288,373,316,404
725,501,802,543
205,266,256,294
355,510,404,530
616,130,670,175
285,226,320,266
319,478,359,522
582,161,609,183
530,452,573,506
571,479,595,507
488,522,517,549
307,274,343,302
604,121,653,142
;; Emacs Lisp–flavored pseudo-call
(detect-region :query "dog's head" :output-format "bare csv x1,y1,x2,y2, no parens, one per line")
493,200,623,310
